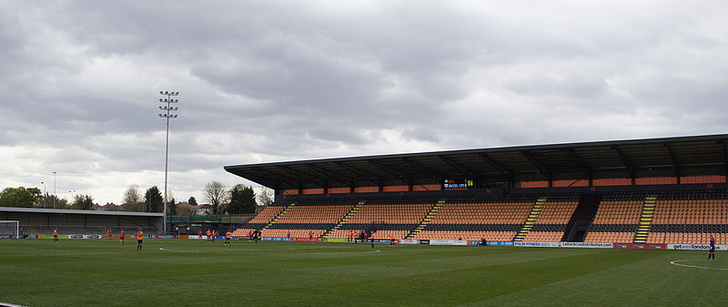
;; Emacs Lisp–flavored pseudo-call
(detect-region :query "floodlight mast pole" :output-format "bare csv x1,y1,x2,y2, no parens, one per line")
52,171,57,209
41,181,46,208
159,91,179,235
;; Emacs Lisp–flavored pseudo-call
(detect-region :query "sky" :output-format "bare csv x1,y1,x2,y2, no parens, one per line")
1,1,727,205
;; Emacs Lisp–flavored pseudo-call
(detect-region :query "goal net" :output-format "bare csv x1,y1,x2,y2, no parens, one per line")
0,220,20,239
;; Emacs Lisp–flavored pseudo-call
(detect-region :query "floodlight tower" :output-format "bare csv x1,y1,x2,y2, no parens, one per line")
52,171,57,209
41,181,46,208
159,91,179,235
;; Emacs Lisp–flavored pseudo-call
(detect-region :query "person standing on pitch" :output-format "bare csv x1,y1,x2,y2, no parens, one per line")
225,230,232,246
53,229,58,243
136,228,144,251
708,235,716,260
120,229,125,245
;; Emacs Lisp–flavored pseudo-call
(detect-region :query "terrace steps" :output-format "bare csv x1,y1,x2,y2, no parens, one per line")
262,203,295,230
322,202,364,238
633,196,656,244
406,200,445,239
513,197,547,241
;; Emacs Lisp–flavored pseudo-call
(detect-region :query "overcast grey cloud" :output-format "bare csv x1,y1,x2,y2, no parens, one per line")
1,0,727,204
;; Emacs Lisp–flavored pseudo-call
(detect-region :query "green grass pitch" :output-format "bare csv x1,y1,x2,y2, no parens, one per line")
1,239,727,306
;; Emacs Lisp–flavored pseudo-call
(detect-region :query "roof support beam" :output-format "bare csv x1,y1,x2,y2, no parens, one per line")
303,163,351,185
477,153,512,179
235,168,283,189
438,155,478,178
366,159,410,185
612,145,636,183
277,165,326,188
565,148,593,181
334,162,380,184
401,157,444,179
521,150,550,180
664,143,681,182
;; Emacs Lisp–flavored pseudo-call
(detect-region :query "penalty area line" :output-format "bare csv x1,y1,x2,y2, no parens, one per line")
670,259,728,271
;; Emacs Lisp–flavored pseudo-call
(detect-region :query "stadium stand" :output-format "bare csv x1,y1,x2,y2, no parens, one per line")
0,207,163,237
328,200,432,240
225,134,728,245
231,187,728,245
259,201,356,239
583,192,644,243
231,205,286,237
522,196,579,242
648,190,728,244
411,198,532,241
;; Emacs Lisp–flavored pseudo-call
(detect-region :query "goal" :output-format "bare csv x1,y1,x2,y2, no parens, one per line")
0,220,20,239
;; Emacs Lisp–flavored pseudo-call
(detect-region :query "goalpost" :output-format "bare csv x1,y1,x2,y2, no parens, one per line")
0,220,20,239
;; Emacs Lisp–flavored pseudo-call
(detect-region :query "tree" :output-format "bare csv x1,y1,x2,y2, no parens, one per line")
168,197,177,215
144,186,164,213
123,185,144,212
0,187,42,208
257,187,274,207
71,194,94,210
42,194,69,209
188,196,198,207
204,181,228,214
177,203,193,216
227,185,257,214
